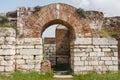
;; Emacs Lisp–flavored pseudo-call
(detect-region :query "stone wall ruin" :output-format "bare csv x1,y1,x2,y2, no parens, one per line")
0,3,118,74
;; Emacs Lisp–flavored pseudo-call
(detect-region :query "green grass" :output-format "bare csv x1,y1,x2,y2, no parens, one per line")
73,70,120,80
0,70,120,80
100,29,120,38
0,71,53,80
0,24,16,29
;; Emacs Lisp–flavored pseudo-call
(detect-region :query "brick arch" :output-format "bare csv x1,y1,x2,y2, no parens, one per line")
41,19,75,39
24,3,91,38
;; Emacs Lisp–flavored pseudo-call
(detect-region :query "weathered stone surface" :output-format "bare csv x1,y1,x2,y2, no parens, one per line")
105,61,113,65
93,38,109,45
1,61,8,65
17,38,42,45
0,37,4,44
6,37,15,44
22,55,33,59
0,49,15,55
1,45,15,49
0,28,16,37
101,57,111,60
108,38,118,45
16,60,25,64
102,48,111,52
5,66,13,71
41,60,51,73
75,38,92,44
0,66,4,71
19,49,42,55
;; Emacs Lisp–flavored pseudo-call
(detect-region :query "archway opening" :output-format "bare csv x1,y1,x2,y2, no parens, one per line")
42,24,72,73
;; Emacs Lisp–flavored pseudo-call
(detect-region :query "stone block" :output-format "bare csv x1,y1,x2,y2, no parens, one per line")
34,64,41,71
109,66,118,71
16,55,22,59
7,61,14,65
16,39,24,44
35,45,42,49
5,66,13,71
25,60,34,64
93,38,109,45
74,52,89,57
112,57,118,60
114,52,118,56
19,49,43,55
74,49,81,52
100,46,108,48
1,61,8,65
81,57,87,60
90,52,98,56
102,48,111,52
101,57,111,60
0,56,4,60
16,46,24,49
74,38,92,44
0,37,4,44
24,38,42,45
0,28,16,37
86,66,93,70
21,65,34,70
105,61,113,65
6,37,15,44
22,55,33,59
89,61,98,65
0,49,15,55
0,66,4,71
23,46,34,49
93,48,101,52
1,45,15,49
98,52,105,56
74,61,84,65
108,38,118,45
36,55,43,60
87,57,100,61
85,48,92,52
85,61,89,65
98,61,104,65
109,46,117,48
113,61,118,65
5,56,14,60
74,57,80,61
16,60,25,64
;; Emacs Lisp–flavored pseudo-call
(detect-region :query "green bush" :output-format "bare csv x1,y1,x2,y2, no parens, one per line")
33,6,41,13
0,16,8,24
76,8,87,18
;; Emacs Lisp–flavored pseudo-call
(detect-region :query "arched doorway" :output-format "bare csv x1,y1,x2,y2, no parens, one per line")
42,24,71,72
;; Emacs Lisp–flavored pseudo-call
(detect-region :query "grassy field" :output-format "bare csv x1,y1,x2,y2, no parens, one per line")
0,70,120,80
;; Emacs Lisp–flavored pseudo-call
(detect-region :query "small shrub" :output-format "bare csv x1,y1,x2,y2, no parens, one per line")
76,8,87,18
0,16,8,24
33,6,41,13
